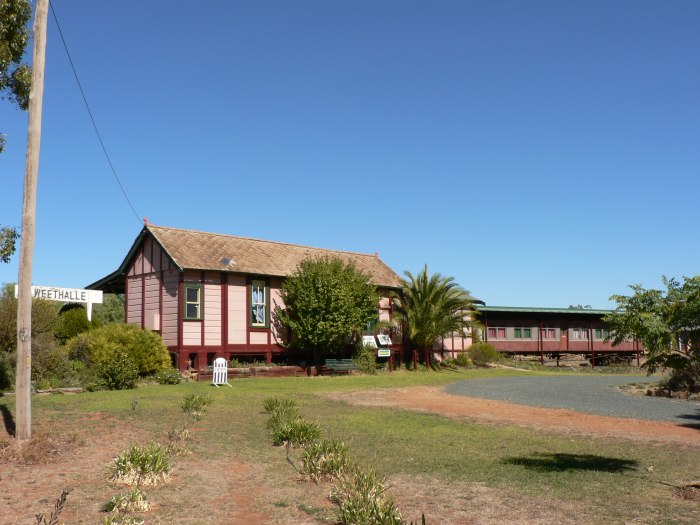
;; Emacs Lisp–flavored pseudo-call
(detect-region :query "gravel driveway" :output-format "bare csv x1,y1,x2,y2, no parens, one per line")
444,375,700,425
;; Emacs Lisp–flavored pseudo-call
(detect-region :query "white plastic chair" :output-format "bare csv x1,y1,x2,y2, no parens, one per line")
212,357,232,387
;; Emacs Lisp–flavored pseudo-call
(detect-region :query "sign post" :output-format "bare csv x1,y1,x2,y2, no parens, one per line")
15,285,103,320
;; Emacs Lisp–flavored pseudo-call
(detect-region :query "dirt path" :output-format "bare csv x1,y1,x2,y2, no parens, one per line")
329,386,700,447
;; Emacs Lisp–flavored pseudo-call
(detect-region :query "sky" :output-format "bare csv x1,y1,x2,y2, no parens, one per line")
1,0,698,309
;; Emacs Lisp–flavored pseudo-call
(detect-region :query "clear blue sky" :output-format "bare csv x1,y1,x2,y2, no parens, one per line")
1,0,698,308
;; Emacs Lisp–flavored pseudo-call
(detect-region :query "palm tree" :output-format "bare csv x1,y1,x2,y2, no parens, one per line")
393,265,475,369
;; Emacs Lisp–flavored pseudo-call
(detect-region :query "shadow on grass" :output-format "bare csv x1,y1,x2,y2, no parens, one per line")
502,453,638,473
0,404,16,437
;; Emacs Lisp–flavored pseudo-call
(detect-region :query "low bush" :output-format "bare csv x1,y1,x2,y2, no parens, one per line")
54,305,93,345
454,352,473,368
181,393,212,420
331,468,403,525
353,343,379,375
98,349,139,390
302,439,351,482
109,443,171,487
155,368,181,385
264,397,320,447
68,323,170,378
165,427,191,457
468,342,501,366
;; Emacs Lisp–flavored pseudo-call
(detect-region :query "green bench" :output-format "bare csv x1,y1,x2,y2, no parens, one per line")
323,358,357,375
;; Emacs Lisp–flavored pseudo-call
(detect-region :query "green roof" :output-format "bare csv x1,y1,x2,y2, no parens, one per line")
475,305,614,315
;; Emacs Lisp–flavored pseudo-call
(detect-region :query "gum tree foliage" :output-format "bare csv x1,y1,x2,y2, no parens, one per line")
605,276,700,387
0,226,19,263
277,257,379,366
393,265,475,366
1,0,32,259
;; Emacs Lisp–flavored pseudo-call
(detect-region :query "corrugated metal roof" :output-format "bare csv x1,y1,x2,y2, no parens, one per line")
476,305,614,315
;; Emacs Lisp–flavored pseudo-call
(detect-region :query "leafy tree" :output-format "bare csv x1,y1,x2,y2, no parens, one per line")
605,276,700,390
393,265,475,368
0,283,60,390
276,257,379,367
1,0,32,260
0,226,19,263
54,304,94,344
1,0,32,133
92,293,126,325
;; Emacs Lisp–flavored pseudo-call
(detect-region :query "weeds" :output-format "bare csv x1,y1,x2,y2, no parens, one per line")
181,393,212,420
301,439,351,482
331,468,403,525
35,489,69,525
165,426,191,457
102,488,150,513
109,443,171,487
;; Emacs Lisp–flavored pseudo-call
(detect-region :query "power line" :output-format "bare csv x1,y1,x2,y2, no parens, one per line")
49,2,142,224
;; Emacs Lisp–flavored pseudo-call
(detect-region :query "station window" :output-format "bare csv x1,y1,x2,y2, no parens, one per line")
571,328,589,340
487,327,506,339
183,284,203,320
250,280,269,327
595,329,610,340
541,327,556,339
514,327,532,339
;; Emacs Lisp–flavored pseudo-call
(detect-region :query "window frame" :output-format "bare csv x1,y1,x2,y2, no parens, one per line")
514,327,532,339
249,279,270,328
183,283,203,321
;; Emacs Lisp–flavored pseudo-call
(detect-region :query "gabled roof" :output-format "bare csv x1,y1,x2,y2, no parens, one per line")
88,224,403,291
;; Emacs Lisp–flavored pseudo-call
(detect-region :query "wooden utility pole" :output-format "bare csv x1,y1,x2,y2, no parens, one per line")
16,0,50,441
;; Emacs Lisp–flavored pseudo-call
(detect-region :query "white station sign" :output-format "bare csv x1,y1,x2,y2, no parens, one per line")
15,285,103,321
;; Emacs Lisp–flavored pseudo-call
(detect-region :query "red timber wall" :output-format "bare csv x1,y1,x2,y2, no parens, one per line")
480,311,641,356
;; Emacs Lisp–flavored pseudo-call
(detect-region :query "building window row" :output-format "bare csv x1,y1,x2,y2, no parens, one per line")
182,280,270,327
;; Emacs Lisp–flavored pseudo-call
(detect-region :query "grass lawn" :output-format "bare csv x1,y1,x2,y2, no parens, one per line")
1,368,698,524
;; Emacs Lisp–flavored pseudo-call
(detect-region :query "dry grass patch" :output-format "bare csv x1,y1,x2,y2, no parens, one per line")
0,431,83,465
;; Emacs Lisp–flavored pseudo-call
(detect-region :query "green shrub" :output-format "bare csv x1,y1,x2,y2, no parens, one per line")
331,468,403,525
454,352,473,368
98,349,139,390
165,427,191,457
181,393,212,420
68,323,170,378
110,443,171,487
468,342,501,366
353,343,379,374
54,305,93,345
32,344,81,389
155,368,181,385
0,351,15,392
302,440,351,482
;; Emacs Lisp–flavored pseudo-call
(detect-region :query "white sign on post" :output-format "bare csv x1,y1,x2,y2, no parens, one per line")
15,285,103,321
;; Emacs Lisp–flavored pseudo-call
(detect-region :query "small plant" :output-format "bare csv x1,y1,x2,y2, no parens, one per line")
270,417,321,447
181,393,212,420
165,427,191,457
331,468,403,525
110,443,171,487
155,367,181,385
302,439,352,482
467,342,501,366
102,488,150,513
35,489,69,525
263,396,298,413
